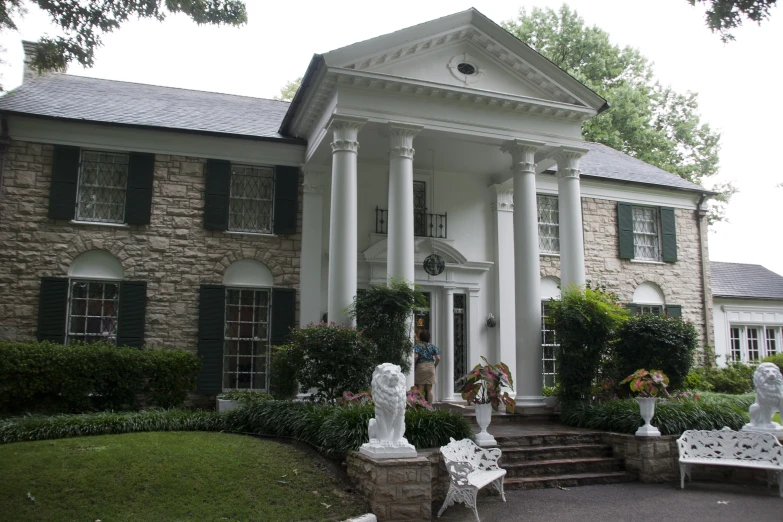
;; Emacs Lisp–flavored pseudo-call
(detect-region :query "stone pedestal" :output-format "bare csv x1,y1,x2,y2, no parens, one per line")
742,423,783,437
347,451,432,522
360,440,417,459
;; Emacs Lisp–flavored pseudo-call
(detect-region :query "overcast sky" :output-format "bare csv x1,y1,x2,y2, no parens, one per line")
0,0,780,276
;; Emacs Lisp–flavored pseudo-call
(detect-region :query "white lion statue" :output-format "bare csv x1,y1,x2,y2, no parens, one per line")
360,363,416,459
743,362,783,434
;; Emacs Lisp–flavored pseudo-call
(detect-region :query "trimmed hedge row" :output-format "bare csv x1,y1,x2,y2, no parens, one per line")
559,393,754,435
0,402,474,453
0,342,200,413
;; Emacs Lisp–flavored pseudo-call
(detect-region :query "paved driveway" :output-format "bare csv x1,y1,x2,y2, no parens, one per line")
436,481,782,522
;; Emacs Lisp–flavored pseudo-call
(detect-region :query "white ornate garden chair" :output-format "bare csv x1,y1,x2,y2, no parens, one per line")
438,437,507,522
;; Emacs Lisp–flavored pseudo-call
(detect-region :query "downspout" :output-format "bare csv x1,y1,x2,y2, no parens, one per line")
696,193,714,352
0,118,11,218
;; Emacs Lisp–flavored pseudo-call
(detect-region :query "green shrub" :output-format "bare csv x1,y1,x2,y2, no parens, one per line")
287,324,378,401
763,354,783,374
547,286,627,400
350,279,428,374
269,344,303,400
217,390,273,404
685,363,755,394
611,314,699,391
559,393,753,435
0,341,200,413
0,409,226,444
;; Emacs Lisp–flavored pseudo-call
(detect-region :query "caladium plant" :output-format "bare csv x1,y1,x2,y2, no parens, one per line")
620,369,670,398
456,356,516,413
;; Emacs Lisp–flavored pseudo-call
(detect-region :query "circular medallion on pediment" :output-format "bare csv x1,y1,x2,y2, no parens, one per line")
423,254,446,276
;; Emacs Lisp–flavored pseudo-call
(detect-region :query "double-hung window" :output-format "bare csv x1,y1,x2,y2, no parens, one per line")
228,165,275,233
223,288,271,390
203,160,299,235
67,280,119,344
632,206,661,261
727,325,783,363
537,195,559,254
617,203,677,262
48,146,155,225
541,302,558,386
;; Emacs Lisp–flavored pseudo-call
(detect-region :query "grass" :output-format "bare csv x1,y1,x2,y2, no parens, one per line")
0,431,367,522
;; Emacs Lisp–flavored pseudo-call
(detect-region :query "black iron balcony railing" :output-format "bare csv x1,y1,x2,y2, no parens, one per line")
375,207,448,238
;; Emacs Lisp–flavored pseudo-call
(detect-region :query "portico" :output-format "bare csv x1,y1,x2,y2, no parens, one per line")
283,8,606,403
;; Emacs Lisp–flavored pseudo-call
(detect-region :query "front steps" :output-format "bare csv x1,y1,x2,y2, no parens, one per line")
436,403,635,490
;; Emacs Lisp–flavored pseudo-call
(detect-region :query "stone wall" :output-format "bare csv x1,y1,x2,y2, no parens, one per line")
540,197,712,345
0,139,302,349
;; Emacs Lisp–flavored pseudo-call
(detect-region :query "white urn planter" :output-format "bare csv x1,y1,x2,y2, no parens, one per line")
635,397,661,437
474,403,497,446
216,399,241,412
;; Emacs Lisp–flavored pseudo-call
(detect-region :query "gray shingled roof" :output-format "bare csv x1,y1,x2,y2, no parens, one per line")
711,262,783,300
0,74,710,193
0,73,297,141
550,142,708,193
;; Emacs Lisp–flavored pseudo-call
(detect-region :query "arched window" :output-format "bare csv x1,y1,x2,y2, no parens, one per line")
67,250,124,344
632,282,665,315
197,260,296,394
541,276,561,386
38,249,147,347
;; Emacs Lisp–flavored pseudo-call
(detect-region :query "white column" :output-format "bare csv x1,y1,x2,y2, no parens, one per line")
386,122,423,285
468,288,481,370
327,115,367,327
490,185,516,396
442,286,456,401
554,148,588,289
300,166,328,326
386,122,422,388
501,139,545,407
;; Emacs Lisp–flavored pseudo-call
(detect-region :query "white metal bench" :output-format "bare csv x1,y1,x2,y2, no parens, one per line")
437,437,506,522
677,427,783,496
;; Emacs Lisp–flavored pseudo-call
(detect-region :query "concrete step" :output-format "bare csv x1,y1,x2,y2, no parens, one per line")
499,443,614,462
502,457,625,478
495,432,604,448
503,471,635,490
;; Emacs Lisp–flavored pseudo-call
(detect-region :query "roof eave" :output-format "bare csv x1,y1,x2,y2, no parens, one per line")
1,110,307,146
279,54,325,138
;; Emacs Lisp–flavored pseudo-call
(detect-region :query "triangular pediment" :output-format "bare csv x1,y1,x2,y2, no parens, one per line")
322,9,606,111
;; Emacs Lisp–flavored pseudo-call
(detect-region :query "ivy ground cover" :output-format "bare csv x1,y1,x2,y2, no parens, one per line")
0,431,366,522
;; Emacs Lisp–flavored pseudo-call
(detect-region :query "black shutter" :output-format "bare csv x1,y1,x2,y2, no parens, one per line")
271,288,297,345
666,305,682,319
197,285,226,394
117,281,147,347
273,166,299,235
617,202,634,260
48,146,80,220
38,277,69,343
625,303,639,316
660,207,677,263
204,160,231,230
125,153,155,225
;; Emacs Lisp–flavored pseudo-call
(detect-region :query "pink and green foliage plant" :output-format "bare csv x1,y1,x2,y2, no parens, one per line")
337,388,433,411
620,369,670,398
457,356,516,413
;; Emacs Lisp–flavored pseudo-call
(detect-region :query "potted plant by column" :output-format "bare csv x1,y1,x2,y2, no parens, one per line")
457,357,516,446
620,369,670,437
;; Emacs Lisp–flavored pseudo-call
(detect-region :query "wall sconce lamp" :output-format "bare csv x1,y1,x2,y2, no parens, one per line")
486,313,497,328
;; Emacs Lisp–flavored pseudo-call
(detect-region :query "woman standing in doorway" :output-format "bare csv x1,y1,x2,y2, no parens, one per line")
414,329,440,404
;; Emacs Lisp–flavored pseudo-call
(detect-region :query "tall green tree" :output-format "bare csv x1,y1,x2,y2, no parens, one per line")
688,0,778,42
503,5,734,223
1,0,247,72
274,76,301,101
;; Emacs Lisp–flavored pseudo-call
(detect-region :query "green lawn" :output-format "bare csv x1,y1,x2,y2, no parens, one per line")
0,431,367,522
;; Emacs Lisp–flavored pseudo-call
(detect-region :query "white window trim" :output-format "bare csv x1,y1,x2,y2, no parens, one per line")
727,324,783,363
75,149,130,225
222,286,273,392
70,220,130,229
631,205,662,262
228,163,276,235
537,194,560,255
66,278,121,346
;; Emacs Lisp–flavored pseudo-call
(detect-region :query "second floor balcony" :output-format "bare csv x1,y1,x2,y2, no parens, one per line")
375,207,448,239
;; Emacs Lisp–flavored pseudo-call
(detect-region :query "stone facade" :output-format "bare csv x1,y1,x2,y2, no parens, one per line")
541,197,713,345
346,452,432,521
0,139,302,349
